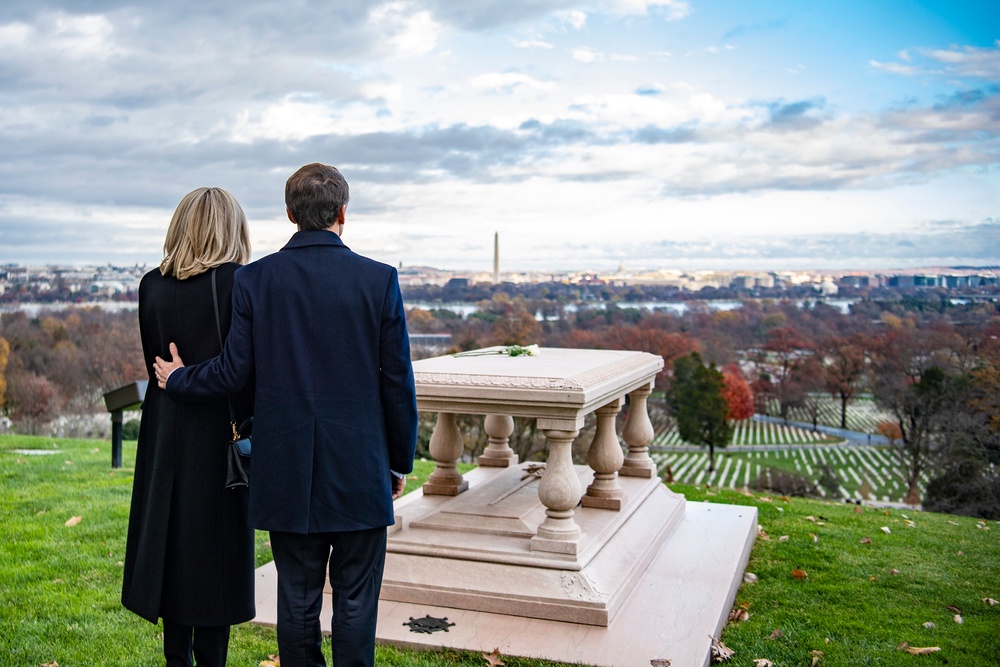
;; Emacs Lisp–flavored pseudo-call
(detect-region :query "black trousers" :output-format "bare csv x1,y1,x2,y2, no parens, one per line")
270,527,387,667
162,619,230,667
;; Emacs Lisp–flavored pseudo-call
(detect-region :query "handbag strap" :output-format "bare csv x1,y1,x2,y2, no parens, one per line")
210,268,239,438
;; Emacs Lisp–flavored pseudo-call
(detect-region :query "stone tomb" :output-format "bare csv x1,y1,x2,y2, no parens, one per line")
253,348,758,665
385,462,685,626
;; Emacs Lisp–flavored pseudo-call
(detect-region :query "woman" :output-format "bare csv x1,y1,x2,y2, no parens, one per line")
122,187,255,666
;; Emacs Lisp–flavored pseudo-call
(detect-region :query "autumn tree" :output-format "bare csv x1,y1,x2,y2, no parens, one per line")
821,335,868,429
560,324,698,389
7,371,58,434
752,326,814,421
666,352,733,473
923,339,1000,519
0,337,9,408
721,364,754,421
870,328,969,503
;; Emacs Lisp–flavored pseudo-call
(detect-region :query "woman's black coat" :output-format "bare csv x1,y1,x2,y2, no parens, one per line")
122,263,255,626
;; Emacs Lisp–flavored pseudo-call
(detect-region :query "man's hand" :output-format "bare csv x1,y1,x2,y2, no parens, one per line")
154,342,184,389
391,473,407,500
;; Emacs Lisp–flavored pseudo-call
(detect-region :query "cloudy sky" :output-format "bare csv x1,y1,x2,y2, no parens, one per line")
0,0,998,272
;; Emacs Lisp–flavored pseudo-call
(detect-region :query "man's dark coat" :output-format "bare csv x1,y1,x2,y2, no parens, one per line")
122,263,256,625
166,230,418,534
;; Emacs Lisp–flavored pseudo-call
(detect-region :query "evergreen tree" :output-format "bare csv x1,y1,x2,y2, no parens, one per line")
666,352,733,473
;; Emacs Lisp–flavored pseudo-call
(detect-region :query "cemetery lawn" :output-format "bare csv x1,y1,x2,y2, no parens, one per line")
1,436,997,666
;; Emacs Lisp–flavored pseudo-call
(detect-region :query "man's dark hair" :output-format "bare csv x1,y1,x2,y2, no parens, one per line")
285,163,350,231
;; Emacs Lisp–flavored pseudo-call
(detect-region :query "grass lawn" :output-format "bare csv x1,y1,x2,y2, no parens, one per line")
2,435,998,666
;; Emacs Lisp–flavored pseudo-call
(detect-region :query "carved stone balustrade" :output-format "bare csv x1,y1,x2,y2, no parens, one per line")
381,347,686,626
414,347,662,546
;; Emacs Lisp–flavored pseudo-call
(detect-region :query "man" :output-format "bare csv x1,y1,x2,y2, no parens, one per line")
154,163,418,667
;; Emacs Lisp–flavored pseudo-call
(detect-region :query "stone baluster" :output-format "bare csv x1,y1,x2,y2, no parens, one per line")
530,428,583,554
620,381,656,478
422,412,469,496
582,398,625,510
477,414,518,467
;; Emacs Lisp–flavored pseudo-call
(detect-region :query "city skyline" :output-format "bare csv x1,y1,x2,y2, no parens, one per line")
0,1,998,272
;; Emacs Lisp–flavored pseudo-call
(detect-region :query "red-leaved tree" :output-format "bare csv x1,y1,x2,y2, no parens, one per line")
721,364,755,420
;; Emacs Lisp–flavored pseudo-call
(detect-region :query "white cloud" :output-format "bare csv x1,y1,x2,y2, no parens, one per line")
230,98,339,143
513,38,555,49
921,40,1000,79
557,10,587,30
600,0,691,20
469,72,555,94
573,47,603,62
370,2,444,57
869,59,922,76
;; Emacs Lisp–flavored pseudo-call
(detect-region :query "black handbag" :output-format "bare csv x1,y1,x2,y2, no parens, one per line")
212,268,252,489
226,417,252,489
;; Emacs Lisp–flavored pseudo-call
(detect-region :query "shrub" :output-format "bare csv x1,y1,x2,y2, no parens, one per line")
751,467,818,497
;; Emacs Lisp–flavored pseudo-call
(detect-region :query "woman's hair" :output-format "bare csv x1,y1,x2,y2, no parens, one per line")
160,187,251,279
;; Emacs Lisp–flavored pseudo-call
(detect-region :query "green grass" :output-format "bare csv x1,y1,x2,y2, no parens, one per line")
675,483,1000,666
2,436,998,666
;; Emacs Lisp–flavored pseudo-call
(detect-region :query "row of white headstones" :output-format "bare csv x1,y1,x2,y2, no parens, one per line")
652,445,921,502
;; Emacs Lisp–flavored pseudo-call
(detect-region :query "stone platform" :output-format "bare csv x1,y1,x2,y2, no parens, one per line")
252,464,757,667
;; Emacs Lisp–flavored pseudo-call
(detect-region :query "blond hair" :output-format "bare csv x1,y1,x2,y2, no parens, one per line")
160,187,251,280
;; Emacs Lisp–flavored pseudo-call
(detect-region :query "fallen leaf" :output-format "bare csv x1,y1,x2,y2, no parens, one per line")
953,614,963,624
753,660,773,667
791,569,808,580
259,662,279,667
760,496,772,502
805,515,817,521
775,507,784,512
650,659,671,666
482,647,505,666
890,569,899,575
948,520,958,525
946,605,962,614
768,629,784,640
743,572,758,584
41,662,58,667
881,526,891,534
810,649,824,666
825,638,831,644
757,530,770,541
779,535,790,542
64,516,82,527
870,576,878,581
860,537,871,544
983,598,998,606
811,533,819,543
728,608,750,623
780,496,790,502
64,460,73,465
923,622,936,629
897,643,942,655
854,506,864,514
709,635,735,662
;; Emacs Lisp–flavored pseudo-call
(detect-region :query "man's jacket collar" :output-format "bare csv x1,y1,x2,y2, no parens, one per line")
281,229,348,252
